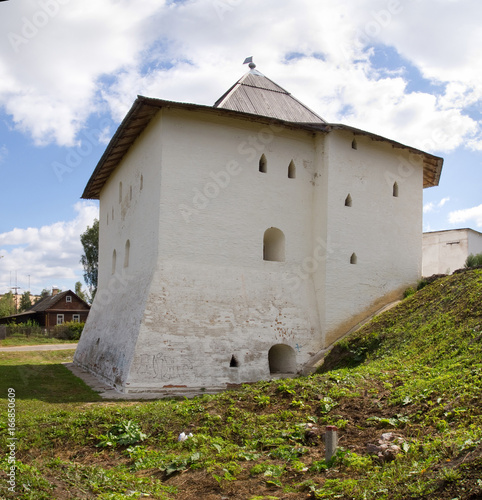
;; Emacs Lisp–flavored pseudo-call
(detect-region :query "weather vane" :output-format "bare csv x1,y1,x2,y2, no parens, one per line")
243,56,256,70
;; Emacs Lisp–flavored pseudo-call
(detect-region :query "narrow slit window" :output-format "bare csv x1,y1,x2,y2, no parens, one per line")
393,182,399,197
140,175,144,191
259,154,267,173
119,182,122,203
129,185,132,201
345,194,352,207
352,138,358,150
288,160,296,179
350,253,357,265
230,355,239,368
124,239,130,268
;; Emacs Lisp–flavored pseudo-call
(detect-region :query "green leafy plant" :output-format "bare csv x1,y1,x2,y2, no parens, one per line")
96,420,147,448
254,394,270,407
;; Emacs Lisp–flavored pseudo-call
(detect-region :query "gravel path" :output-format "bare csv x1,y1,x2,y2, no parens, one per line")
0,343,78,351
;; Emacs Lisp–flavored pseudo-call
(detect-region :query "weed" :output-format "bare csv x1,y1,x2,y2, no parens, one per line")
96,420,147,448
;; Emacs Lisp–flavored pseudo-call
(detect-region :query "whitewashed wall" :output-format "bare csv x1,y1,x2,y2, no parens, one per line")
422,229,482,276
74,115,163,388
321,131,423,346
125,110,324,391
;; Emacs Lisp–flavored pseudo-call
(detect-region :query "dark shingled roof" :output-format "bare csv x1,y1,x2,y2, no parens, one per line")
29,290,89,312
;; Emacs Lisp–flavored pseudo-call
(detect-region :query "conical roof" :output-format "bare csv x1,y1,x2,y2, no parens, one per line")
214,68,326,124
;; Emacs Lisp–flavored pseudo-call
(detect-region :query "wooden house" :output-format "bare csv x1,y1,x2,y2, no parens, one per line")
0,290,90,328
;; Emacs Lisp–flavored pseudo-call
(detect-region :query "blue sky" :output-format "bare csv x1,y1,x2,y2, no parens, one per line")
0,0,481,295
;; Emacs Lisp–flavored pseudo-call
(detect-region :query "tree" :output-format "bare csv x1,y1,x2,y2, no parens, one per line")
35,289,50,304
19,291,33,312
0,292,15,318
80,219,99,300
75,281,88,303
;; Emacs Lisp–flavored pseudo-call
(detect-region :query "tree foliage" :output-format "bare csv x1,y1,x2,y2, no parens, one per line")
35,289,51,304
75,281,89,304
0,292,15,318
19,291,33,312
80,219,99,299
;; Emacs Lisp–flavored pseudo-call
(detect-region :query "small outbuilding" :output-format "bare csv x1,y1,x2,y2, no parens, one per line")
422,228,482,276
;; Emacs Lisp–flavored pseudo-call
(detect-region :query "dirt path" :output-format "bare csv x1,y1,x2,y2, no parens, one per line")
0,343,78,351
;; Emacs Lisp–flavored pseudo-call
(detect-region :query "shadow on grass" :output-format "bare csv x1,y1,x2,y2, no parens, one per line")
0,363,102,403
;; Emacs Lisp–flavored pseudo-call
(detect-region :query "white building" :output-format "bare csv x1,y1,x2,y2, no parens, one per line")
74,64,443,394
422,228,482,276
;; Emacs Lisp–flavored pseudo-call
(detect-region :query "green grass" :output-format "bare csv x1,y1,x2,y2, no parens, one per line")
0,335,78,347
1,270,482,499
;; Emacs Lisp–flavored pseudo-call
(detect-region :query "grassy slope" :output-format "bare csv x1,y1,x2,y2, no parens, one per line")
0,270,481,499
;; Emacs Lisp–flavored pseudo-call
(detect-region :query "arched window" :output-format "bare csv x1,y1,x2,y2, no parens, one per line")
229,355,239,368
350,252,357,265
352,138,358,150
263,227,285,262
259,154,267,173
345,194,352,207
393,182,399,197
124,240,130,268
112,249,117,274
119,182,122,203
268,344,296,374
288,160,296,179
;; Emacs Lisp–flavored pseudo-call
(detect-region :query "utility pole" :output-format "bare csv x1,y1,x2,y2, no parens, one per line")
10,271,21,313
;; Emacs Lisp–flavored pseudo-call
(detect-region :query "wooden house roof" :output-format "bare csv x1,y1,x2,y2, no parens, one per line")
29,290,90,313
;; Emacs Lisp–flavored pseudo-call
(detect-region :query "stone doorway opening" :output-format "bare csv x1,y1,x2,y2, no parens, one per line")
268,344,296,374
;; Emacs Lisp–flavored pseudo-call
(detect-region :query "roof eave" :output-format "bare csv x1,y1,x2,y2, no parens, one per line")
324,123,443,188
82,99,443,199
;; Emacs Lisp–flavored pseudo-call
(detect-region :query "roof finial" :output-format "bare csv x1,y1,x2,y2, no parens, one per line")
243,56,256,70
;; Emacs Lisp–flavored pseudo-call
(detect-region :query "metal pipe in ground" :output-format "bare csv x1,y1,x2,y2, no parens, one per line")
325,425,338,462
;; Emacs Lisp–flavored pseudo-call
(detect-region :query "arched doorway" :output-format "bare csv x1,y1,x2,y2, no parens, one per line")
268,344,297,374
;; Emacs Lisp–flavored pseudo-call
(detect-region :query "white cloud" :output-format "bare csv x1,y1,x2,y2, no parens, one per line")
438,197,450,208
448,204,482,228
0,0,165,146
0,0,481,153
424,197,451,214
0,201,98,294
